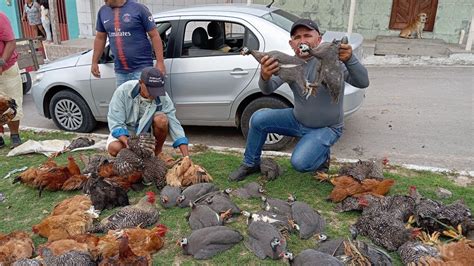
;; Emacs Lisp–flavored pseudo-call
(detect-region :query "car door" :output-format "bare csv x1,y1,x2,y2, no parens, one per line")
168,17,261,124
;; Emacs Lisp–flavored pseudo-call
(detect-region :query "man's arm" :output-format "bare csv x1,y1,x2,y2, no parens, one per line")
178,144,189,157
91,31,107,78
148,29,166,75
0,40,16,75
258,55,284,95
107,88,130,147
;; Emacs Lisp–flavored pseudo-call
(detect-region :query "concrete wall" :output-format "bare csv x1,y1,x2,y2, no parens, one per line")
253,0,473,44
0,0,21,38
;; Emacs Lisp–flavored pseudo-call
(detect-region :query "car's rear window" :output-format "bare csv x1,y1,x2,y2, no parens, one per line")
261,9,300,33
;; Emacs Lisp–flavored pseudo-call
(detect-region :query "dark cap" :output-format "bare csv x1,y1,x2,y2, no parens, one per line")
290,18,320,36
140,67,166,97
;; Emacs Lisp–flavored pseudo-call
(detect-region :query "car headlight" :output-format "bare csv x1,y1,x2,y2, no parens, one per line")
34,73,44,83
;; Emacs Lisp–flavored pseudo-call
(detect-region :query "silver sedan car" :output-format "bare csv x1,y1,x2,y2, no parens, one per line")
32,4,367,150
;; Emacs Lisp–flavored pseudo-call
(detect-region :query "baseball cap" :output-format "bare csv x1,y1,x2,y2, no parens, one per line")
140,67,166,97
290,18,320,36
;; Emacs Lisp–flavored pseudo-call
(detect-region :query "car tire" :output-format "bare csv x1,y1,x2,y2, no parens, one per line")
240,96,294,151
49,90,97,133
21,72,32,95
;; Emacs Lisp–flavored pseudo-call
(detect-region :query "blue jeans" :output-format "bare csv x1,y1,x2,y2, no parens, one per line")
243,108,343,172
115,71,143,87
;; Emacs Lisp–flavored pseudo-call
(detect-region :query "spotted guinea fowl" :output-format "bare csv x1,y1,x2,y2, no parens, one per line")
281,249,343,266
241,47,312,97
187,202,230,230
246,221,287,260
179,226,243,259
337,158,385,181
260,158,283,181
316,238,392,265
242,210,295,236
142,156,168,188
89,192,159,233
397,240,439,265
261,195,294,217
299,37,347,103
232,182,266,199
177,183,218,208
159,185,181,208
0,94,17,125
195,188,241,215
290,200,326,239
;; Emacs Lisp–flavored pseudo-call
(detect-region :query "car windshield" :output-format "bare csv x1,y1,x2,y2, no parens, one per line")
261,9,300,33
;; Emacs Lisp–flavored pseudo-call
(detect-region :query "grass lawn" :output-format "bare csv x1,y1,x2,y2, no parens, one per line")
1,131,473,265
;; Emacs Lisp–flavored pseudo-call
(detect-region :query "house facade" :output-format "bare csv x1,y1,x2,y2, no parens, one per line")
2,0,472,44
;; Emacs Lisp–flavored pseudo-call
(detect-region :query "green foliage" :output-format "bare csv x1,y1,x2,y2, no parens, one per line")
0,132,472,265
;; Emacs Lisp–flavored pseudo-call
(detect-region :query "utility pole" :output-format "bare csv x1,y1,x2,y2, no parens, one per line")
49,0,61,44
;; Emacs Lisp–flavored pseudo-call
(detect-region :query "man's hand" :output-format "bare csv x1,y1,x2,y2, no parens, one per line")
118,135,129,148
155,61,166,76
260,55,279,81
91,63,101,78
339,43,352,62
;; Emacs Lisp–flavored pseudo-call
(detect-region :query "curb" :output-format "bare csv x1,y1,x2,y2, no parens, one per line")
19,126,474,177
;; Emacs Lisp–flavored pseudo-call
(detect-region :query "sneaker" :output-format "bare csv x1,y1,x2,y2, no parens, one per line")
10,134,22,149
0,136,4,148
228,164,260,181
315,157,330,174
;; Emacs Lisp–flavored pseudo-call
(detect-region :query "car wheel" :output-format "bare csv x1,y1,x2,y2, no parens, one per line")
21,72,32,95
49,90,97,133
240,96,294,151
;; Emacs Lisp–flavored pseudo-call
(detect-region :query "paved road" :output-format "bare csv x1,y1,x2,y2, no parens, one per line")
22,66,473,171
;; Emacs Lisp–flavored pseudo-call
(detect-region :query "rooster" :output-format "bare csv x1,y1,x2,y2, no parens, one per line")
0,94,17,125
99,234,148,266
0,231,35,265
90,192,159,233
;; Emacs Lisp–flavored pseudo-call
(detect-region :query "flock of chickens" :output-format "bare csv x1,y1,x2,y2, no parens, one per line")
1,134,473,265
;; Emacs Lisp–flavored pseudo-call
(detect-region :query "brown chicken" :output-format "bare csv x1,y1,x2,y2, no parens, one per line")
12,158,58,186
50,195,93,216
166,156,213,187
328,175,395,202
99,234,148,266
62,174,89,191
0,231,35,265
38,239,89,256
98,161,116,178
419,239,474,266
32,210,97,241
0,94,17,125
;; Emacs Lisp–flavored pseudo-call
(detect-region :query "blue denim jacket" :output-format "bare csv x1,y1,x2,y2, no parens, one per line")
107,80,188,148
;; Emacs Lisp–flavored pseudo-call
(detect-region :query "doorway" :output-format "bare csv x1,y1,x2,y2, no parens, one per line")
389,0,438,31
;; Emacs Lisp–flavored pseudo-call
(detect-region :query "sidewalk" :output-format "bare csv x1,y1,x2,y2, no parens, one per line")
42,36,474,65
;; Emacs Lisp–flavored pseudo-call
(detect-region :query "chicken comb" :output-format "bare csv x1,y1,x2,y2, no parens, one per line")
146,191,156,203
155,224,168,237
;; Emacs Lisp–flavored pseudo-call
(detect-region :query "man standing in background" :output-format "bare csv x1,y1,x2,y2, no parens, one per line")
0,12,23,148
91,0,166,87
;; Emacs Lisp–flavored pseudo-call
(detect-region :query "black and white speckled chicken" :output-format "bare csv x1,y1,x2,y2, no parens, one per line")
127,134,155,159
290,201,326,239
159,185,181,209
11,258,42,266
397,240,439,265
241,47,312,97
90,192,159,233
299,37,347,103
338,159,384,182
333,195,378,213
113,148,143,176
67,137,95,150
316,238,392,265
232,182,266,199
40,247,95,266
260,158,282,181
282,249,343,266
142,156,167,189
246,221,287,260
0,94,17,125
360,194,416,221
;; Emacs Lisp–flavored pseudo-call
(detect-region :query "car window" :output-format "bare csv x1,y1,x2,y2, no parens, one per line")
181,20,259,57
261,9,300,33
156,21,172,59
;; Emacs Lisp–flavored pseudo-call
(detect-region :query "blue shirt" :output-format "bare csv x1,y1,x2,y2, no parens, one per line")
96,0,156,73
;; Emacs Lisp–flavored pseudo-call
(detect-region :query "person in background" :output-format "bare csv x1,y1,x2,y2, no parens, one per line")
91,0,166,87
22,0,46,39
106,67,189,158
229,19,369,181
0,12,23,148
39,0,52,43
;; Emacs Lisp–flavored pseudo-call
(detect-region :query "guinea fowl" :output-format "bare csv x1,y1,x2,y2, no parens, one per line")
232,182,266,199
242,210,295,236
397,240,439,265
337,159,385,181
159,185,181,208
241,47,312,97
0,94,17,125
290,201,326,239
246,221,287,260
179,226,243,259
90,192,159,233
195,189,241,215
316,238,392,265
177,183,218,208
187,202,230,230
299,37,347,103
281,249,343,266
261,195,294,217
142,156,167,188
260,158,282,181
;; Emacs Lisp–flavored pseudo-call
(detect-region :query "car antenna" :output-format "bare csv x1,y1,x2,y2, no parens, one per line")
266,0,274,8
